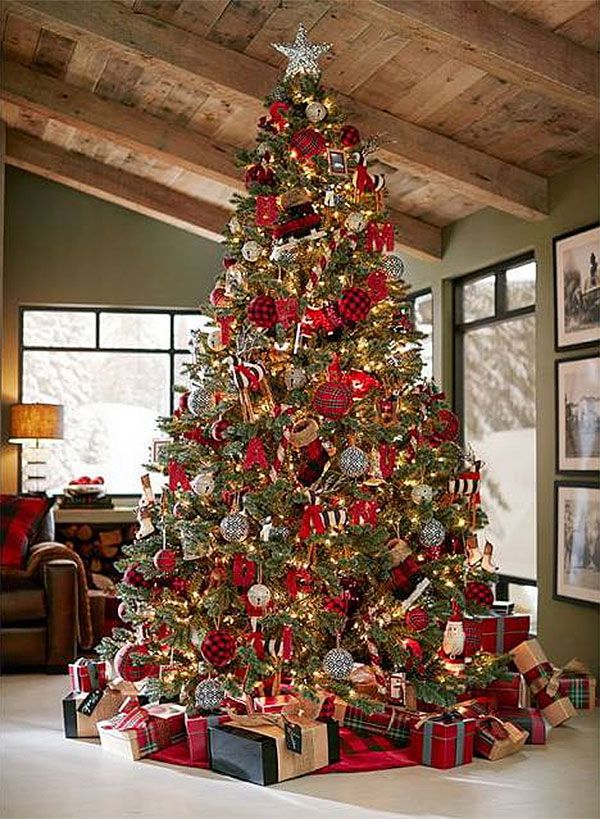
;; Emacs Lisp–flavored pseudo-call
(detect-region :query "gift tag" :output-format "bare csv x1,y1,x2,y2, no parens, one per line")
77,689,104,716
284,719,303,754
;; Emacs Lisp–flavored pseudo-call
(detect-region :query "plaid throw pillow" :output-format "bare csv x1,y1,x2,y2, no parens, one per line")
0,494,54,568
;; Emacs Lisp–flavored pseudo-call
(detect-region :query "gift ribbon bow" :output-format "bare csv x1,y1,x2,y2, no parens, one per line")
546,658,590,698
298,503,326,540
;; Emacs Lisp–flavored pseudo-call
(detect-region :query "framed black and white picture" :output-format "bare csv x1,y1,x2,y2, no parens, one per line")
327,149,348,176
556,356,600,474
555,482,600,606
554,223,600,350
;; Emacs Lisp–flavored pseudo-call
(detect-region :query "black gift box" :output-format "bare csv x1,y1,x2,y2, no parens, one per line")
209,719,340,786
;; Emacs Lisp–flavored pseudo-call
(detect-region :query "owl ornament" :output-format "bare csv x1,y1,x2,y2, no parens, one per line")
439,600,467,675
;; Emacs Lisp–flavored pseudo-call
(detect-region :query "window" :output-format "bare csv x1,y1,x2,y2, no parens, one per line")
454,256,537,620
405,289,433,380
20,308,208,496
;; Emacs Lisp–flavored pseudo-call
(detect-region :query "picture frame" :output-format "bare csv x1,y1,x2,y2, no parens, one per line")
554,481,600,606
556,355,600,474
152,438,170,462
327,148,348,176
554,223,600,350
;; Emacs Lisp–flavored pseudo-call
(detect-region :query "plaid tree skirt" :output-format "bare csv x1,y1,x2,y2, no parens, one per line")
149,727,416,774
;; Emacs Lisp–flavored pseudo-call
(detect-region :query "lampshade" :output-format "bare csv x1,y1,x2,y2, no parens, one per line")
9,403,64,441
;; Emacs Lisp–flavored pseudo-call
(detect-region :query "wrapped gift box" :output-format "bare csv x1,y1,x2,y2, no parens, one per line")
410,714,476,769
333,700,413,747
98,703,186,761
185,711,230,764
68,658,108,694
460,672,529,709
62,686,130,738
509,639,576,726
254,695,296,714
386,672,417,710
209,715,339,786
474,715,528,761
557,671,596,710
496,707,546,745
466,614,530,655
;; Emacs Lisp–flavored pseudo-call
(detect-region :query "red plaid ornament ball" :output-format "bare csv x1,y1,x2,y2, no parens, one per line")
114,642,157,682
465,581,494,608
338,287,372,324
201,629,237,668
290,128,327,160
312,381,353,418
153,548,177,574
248,294,277,328
405,606,429,632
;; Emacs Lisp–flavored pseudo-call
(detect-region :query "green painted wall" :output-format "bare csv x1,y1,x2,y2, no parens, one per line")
406,156,600,677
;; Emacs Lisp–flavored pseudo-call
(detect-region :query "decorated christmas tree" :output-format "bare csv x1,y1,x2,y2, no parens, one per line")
99,25,507,712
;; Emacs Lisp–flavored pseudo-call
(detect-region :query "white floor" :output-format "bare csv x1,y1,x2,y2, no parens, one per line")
1,675,598,819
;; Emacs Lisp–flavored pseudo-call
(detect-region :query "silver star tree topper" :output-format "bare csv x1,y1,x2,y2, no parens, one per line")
272,23,331,81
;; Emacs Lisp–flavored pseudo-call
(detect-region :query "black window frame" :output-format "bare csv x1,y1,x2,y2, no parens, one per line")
18,305,202,497
452,253,538,593
405,287,433,379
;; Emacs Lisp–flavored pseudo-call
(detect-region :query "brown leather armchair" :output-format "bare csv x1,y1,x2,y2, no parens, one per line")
1,507,79,672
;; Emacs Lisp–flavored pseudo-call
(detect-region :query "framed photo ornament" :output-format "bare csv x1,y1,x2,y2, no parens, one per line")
554,224,600,350
327,149,348,176
554,482,600,606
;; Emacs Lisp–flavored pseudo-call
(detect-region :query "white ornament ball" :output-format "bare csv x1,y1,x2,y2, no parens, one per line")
247,583,271,608
206,328,225,352
411,484,433,505
323,648,354,681
195,678,225,711
241,241,262,263
188,386,214,417
339,446,369,477
220,512,250,543
306,101,327,123
382,254,405,282
346,212,367,233
419,518,446,548
190,469,214,497
284,366,308,390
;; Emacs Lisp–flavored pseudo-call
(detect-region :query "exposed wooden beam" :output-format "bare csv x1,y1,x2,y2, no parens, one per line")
4,1,548,220
363,0,599,117
1,60,442,258
5,129,229,241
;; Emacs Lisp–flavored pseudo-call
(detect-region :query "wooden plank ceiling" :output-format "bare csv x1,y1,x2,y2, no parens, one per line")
1,0,598,259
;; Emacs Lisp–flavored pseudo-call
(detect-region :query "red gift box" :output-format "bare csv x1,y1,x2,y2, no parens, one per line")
467,614,530,654
460,672,529,709
410,714,476,769
496,707,546,745
68,658,108,693
185,711,230,764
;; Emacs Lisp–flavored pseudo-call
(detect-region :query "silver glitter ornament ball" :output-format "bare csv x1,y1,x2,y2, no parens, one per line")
382,255,406,282
411,484,433,505
241,241,262,263
306,101,327,123
339,445,369,477
188,386,214,418
247,583,272,608
323,648,354,681
284,366,308,390
419,518,446,548
195,678,225,711
220,512,250,543
346,212,367,233
190,469,214,497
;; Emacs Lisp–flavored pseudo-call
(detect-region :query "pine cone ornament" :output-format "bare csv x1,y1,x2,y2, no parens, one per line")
338,287,372,324
201,630,237,668
290,127,327,159
312,381,353,418
248,294,277,328
405,606,429,632
465,581,494,609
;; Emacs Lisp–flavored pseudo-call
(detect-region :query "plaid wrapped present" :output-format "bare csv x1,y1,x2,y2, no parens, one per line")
68,658,108,693
185,710,230,764
465,614,530,655
410,712,476,769
509,639,576,726
474,715,528,761
460,672,529,709
98,702,186,761
334,701,413,747
455,697,495,720
496,706,546,744
557,672,596,710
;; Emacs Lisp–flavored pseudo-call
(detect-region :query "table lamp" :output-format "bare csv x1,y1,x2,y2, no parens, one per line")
9,403,64,492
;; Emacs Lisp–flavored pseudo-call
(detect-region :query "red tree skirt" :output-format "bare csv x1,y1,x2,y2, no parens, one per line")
149,727,416,775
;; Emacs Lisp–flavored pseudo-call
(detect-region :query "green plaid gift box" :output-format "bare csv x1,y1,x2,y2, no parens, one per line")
334,702,413,747
558,674,596,709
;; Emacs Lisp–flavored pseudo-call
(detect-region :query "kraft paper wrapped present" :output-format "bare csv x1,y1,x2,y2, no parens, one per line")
538,659,596,710
68,658,108,694
410,712,476,769
474,715,528,761
98,702,186,761
466,614,530,655
509,639,576,726
184,710,230,764
62,684,131,739
254,695,296,714
208,713,339,786
496,706,546,745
